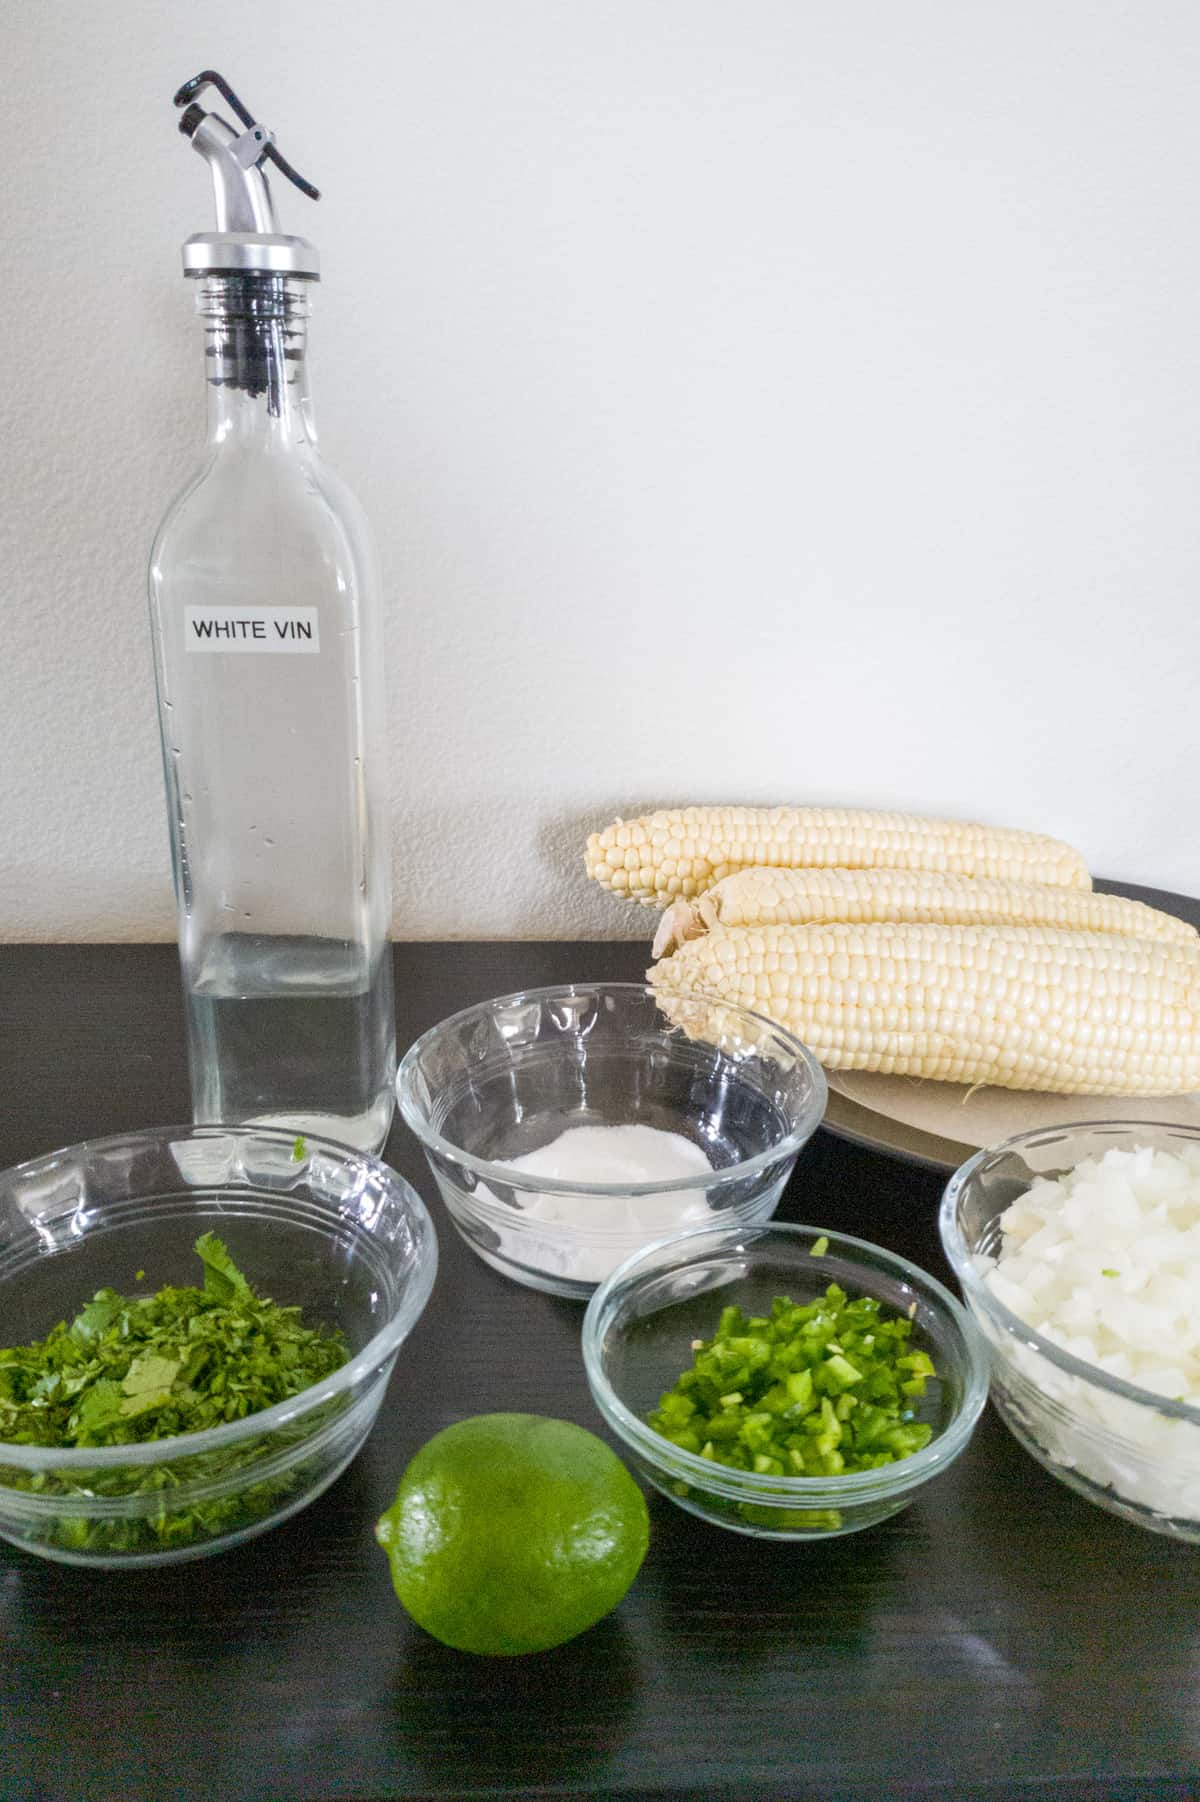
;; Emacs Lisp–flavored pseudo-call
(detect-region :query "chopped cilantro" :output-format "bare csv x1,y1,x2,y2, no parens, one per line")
194,1229,253,1304
0,1235,348,1555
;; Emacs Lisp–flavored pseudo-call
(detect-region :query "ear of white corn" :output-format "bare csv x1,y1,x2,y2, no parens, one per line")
651,866,1196,956
648,921,1200,1097
587,806,1091,908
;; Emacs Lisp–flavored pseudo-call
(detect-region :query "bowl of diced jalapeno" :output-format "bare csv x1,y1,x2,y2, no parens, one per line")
582,1220,988,1538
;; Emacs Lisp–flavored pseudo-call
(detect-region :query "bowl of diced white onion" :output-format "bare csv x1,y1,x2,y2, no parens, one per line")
940,1121,1200,1542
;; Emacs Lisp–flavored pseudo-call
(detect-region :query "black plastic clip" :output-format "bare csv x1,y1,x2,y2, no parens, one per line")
173,70,320,201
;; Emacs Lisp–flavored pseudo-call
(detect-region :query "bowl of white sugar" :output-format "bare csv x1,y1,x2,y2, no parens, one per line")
396,982,827,1299
940,1120,1200,1542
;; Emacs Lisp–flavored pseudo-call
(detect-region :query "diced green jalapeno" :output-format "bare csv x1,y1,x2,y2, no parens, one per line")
646,1283,939,1480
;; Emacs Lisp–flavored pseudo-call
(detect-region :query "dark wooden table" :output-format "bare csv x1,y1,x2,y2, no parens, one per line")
1,938,1199,1802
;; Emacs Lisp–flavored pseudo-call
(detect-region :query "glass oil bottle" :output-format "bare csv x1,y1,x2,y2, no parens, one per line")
148,73,395,1151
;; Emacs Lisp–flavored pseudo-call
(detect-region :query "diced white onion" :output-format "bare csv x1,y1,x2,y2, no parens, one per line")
979,1144,1200,1522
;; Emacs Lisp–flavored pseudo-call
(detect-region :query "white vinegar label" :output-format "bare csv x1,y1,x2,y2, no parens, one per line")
184,606,321,653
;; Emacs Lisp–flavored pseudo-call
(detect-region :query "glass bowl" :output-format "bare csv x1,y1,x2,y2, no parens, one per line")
396,982,827,1300
0,1125,437,1567
940,1119,1200,1543
582,1220,988,1538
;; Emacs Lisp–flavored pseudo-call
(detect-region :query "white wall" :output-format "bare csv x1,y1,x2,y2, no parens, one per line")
5,0,1200,942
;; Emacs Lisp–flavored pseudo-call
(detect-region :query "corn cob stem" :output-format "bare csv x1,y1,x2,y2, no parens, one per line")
651,866,1196,958
649,921,1200,1096
587,806,1091,908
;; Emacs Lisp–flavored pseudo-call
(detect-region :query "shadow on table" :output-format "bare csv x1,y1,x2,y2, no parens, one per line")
389,1611,641,1790
643,1485,906,1663
4,1452,377,1650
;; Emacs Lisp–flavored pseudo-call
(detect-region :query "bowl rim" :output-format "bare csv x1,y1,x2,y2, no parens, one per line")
581,1218,990,1501
395,979,829,1197
939,1117,1200,1428
0,1124,439,1472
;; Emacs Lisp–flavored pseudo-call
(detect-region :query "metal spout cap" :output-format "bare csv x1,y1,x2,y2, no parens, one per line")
173,71,321,281
181,233,320,279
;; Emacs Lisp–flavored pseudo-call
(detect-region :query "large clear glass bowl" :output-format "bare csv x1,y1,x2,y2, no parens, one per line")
582,1221,988,1538
396,982,828,1300
939,1120,1200,1542
0,1125,437,1567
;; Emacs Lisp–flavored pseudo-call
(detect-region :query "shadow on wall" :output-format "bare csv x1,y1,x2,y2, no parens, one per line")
5,794,670,944
391,793,670,941
535,796,671,939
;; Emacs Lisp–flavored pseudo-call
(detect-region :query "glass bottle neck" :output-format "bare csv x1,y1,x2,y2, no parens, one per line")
195,274,318,448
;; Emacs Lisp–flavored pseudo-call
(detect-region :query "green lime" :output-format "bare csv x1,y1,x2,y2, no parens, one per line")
375,1413,649,1656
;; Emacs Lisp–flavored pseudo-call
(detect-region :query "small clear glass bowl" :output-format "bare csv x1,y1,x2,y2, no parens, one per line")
396,982,828,1301
582,1220,988,1538
0,1125,437,1567
940,1120,1200,1543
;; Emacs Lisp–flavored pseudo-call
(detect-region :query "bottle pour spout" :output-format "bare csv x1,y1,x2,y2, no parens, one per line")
173,70,321,279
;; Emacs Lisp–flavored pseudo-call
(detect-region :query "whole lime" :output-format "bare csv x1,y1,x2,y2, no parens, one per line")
375,1413,649,1656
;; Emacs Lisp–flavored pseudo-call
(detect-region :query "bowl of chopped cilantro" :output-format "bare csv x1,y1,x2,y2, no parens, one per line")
0,1126,437,1565
582,1221,988,1537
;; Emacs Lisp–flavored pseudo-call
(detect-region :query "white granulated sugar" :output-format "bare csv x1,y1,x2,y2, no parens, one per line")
479,1123,714,1283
